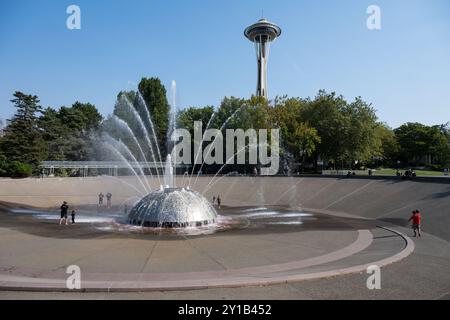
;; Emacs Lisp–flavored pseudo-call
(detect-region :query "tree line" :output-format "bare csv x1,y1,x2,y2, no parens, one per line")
176,92,450,174
1,78,449,177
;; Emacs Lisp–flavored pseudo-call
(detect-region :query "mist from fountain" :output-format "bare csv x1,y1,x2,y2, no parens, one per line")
103,134,152,192
191,104,247,188
121,95,162,185
135,92,163,164
102,142,150,194
102,81,220,228
110,115,155,182
163,154,174,188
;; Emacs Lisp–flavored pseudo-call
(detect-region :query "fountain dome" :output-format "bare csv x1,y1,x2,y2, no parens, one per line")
128,187,218,228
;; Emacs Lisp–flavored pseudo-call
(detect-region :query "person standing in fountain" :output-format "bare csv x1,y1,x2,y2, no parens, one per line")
71,210,76,224
217,195,221,209
59,201,69,225
106,192,112,208
98,193,104,207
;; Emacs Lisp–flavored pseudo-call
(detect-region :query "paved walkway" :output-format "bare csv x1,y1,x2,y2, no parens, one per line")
0,207,413,292
0,176,449,299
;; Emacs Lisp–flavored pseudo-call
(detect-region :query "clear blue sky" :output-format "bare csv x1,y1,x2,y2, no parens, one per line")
0,0,449,128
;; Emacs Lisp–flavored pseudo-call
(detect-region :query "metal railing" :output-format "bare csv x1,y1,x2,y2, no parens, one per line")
40,161,168,169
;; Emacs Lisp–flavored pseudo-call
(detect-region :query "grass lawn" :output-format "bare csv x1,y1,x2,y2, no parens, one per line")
372,169,447,177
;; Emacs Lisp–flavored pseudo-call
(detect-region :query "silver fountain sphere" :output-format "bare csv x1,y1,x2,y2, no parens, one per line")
128,187,218,228
128,155,217,228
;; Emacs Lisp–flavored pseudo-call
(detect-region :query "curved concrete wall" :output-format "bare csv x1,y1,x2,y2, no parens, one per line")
0,176,449,241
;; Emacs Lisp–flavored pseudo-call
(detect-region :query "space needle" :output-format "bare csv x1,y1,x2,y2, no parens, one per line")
244,18,282,99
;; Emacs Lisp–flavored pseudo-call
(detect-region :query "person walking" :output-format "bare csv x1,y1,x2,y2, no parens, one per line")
98,193,104,207
408,210,422,237
212,196,216,205
71,210,76,224
106,192,112,208
59,201,69,225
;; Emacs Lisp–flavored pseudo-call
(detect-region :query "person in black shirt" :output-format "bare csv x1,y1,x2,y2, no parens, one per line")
59,201,69,225
217,195,221,209
98,193,104,206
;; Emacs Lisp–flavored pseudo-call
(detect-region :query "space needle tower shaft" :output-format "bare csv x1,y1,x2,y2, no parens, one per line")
244,18,282,99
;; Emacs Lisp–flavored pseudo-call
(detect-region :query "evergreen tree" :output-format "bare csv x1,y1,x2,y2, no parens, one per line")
138,77,170,157
0,92,46,169
39,102,103,162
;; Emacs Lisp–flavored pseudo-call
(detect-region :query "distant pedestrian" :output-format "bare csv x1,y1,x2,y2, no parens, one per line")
212,196,216,205
217,195,221,209
408,210,422,237
106,192,112,208
124,204,128,215
59,201,69,225
71,210,76,224
98,193,104,206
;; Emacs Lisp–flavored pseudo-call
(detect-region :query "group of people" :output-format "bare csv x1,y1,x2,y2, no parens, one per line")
98,192,112,208
397,169,417,178
212,195,222,208
59,201,76,225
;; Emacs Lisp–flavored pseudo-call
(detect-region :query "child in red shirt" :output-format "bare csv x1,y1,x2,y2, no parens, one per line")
408,210,422,237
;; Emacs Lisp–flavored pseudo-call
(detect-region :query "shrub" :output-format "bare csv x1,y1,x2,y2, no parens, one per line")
7,161,33,178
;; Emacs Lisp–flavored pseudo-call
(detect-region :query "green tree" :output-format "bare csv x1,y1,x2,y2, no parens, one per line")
299,90,348,169
342,96,379,164
372,123,399,166
295,91,380,170
72,101,103,132
0,118,4,136
395,122,450,166
177,106,215,132
211,96,247,130
113,91,138,131
39,107,65,160
138,77,170,156
6,161,33,178
39,102,103,162
241,95,271,130
293,123,321,158
0,92,46,170
0,153,8,176
102,91,153,162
